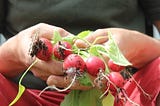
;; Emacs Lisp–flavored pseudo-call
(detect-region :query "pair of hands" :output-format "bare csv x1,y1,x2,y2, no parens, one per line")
4,23,160,90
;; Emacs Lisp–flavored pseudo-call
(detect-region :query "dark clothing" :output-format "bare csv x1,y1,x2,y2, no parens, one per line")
139,0,160,21
0,0,160,38
0,0,160,90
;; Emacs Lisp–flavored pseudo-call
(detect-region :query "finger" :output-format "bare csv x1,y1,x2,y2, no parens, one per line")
37,24,70,39
47,75,92,90
33,59,64,75
31,67,51,81
22,23,70,40
75,29,108,48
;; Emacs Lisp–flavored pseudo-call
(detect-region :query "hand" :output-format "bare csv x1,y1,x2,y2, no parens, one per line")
0,23,70,80
20,23,74,80
47,28,160,90
75,28,160,68
0,23,93,90
46,74,92,90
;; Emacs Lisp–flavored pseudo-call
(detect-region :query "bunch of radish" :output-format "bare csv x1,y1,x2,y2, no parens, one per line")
23,30,150,106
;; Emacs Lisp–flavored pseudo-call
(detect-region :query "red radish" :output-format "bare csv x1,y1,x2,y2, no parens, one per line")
30,38,53,61
86,56,105,76
63,54,86,73
108,59,125,72
53,41,72,60
108,72,124,92
39,54,86,94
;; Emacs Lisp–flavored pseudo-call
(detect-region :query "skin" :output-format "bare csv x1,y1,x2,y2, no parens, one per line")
0,22,160,104
0,23,69,80
0,23,91,90
74,21,160,105
75,28,160,68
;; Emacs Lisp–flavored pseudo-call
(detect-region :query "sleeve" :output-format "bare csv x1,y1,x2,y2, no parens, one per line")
123,57,160,106
139,0,160,21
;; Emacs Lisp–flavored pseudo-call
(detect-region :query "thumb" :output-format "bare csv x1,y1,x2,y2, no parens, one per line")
74,29,108,48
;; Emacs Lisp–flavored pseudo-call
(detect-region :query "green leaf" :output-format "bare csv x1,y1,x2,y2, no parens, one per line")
62,34,76,44
72,45,90,59
78,72,93,86
72,45,81,55
88,44,108,57
52,30,62,44
79,50,90,59
61,90,80,106
102,92,114,106
77,30,92,39
88,45,100,56
106,31,132,66
61,89,103,106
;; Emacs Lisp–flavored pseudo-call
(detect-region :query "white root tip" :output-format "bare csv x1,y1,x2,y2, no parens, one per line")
38,74,77,96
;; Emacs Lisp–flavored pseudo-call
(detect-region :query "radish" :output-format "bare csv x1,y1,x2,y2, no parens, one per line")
53,41,73,60
100,72,124,98
86,56,106,77
30,38,53,61
108,72,124,92
63,54,86,73
39,54,86,95
108,59,125,72
101,72,140,106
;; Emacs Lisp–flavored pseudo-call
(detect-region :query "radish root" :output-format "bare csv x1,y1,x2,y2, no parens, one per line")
126,70,151,100
38,74,76,96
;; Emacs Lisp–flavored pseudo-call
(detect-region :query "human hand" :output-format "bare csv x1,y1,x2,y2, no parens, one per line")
0,23,70,79
75,28,160,68
20,23,74,80
47,28,160,90
17,23,92,90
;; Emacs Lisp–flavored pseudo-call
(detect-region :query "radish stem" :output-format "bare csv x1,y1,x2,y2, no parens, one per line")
121,89,140,106
126,70,151,100
9,59,38,106
99,82,110,99
38,74,77,96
